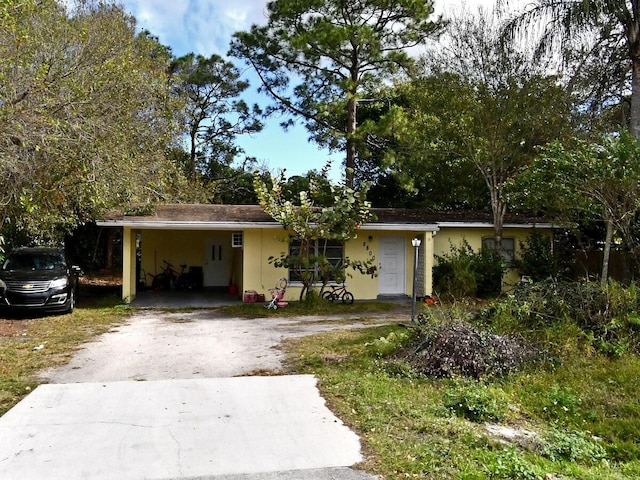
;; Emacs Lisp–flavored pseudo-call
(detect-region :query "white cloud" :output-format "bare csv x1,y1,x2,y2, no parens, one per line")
121,0,268,57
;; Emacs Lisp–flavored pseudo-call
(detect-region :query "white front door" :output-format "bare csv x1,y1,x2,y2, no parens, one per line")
204,234,231,287
379,236,406,295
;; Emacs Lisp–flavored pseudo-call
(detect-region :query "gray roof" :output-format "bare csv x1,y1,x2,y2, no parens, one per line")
98,204,552,230
106,204,273,223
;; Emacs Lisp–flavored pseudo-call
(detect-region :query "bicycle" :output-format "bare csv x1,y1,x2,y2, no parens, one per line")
149,260,179,291
175,264,198,290
322,283,354,304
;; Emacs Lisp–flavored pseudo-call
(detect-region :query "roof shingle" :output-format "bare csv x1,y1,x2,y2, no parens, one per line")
101,204,549,226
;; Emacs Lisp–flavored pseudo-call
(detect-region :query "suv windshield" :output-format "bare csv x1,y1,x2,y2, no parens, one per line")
2,252,67,272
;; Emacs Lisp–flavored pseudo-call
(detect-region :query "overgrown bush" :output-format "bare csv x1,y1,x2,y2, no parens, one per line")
482,279,640,356
475,247,506,297
514,229,556,281
434,240,504,299
367,330,412,358
404,320,540,379
300,288,323,308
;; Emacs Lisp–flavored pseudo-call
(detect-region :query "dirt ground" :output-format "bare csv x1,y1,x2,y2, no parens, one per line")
0,319,28,338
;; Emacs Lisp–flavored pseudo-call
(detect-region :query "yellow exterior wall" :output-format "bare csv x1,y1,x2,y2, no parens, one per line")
422,231,435,296
118,223,550,302
242,228,290,298
343,233,378,300
140,230,209,278
357,230,435,300
240,229,436,301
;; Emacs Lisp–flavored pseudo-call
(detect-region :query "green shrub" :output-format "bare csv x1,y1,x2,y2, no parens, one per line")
444,379,509,422
542,429,607,464
514,229,556,281
481,279,640,356
301,288,323,307
434,240,504,299
433,241,477,298
485,449,542,480
367,330,412,358
540,386,582,423
476,247,506,297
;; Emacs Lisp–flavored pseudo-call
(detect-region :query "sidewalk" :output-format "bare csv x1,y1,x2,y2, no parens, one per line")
0,375,376,480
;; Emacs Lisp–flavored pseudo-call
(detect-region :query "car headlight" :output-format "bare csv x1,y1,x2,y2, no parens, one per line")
50,277,69,289
0,279,5,289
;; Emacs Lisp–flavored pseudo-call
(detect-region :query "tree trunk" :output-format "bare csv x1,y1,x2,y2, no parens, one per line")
189,126,198,177
630,52,640,138
489,178,507,253
601,217,614,286
345,97,357,188
105,228,115,270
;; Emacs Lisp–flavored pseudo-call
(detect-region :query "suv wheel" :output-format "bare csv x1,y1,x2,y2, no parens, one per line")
66,289,75,314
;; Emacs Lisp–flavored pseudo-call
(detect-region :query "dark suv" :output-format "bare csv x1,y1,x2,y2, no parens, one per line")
0,247,82,315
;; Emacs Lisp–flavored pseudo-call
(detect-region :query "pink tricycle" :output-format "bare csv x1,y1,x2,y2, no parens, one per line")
265,277,288,309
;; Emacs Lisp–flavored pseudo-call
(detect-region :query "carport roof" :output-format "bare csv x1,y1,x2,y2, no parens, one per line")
96,204,553,231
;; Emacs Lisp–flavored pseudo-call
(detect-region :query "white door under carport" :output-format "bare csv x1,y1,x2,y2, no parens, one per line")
203,234,231,287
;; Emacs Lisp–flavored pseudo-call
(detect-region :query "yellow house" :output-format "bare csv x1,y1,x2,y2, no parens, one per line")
97,204,554,303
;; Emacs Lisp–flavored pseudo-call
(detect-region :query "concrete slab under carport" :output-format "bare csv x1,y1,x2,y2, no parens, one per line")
0,375,374,480
131,289,244,308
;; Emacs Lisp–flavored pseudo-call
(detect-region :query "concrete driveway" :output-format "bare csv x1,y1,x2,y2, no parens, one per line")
0,309,405,479
38,310,387,383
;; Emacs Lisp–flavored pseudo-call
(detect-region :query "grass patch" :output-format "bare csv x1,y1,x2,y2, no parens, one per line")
283,323,640,479
0,296,133,416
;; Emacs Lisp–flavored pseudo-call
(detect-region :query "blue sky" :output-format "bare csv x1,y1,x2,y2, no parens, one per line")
118,0,497,182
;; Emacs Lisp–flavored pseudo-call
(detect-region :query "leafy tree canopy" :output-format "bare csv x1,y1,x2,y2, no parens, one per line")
0,0,194,243
169,53,262,178
229,0,444,186
367,11,576,242
499,0,640,137
509,130,640,282
254,165,374,299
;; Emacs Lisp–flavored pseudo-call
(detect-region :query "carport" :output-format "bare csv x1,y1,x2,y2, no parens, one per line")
97,205,278,303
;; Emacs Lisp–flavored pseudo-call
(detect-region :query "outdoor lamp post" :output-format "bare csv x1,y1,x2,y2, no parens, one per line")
411,237,422,322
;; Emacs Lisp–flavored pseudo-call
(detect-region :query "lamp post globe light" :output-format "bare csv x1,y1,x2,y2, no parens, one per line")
411,237,422,322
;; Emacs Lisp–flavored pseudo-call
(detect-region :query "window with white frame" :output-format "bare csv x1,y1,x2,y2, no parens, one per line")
288,239,344,283
482,237,515,263
232,232,243,248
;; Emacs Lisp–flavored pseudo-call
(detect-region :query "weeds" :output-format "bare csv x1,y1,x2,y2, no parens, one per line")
444,379,509,423
217,299,401,318
433,239,505,299
482,279,640,356
484,449,542,480
284,311,640,478
542,428,607,464
540,385,583,423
